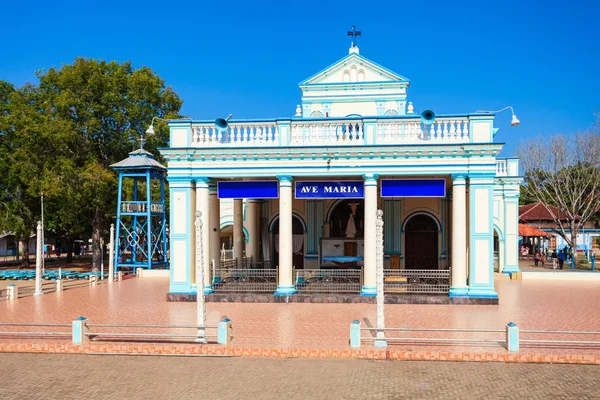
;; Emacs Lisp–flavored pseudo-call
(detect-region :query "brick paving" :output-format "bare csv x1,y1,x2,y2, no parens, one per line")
2,353,600,399
1,273,600,363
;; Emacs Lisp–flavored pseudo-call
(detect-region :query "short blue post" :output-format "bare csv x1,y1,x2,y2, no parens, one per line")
72,316,89,344
506,322,519,352
592,255,595,271
218,318,232,345
350,319,361,348
571,256,575,269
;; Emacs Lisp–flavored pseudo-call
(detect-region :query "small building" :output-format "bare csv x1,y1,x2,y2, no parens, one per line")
519,202,600,256
159,39,522,301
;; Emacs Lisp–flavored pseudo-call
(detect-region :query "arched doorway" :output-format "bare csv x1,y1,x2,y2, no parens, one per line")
272,215,305,269
404,214,438,270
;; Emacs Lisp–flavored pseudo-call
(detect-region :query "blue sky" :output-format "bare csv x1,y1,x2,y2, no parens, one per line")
1,0,598,156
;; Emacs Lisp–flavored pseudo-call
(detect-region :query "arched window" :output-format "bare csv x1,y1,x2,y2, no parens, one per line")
384,109,399,116
310,111,324,118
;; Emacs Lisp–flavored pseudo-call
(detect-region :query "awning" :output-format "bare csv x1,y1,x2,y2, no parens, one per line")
518,224,552,237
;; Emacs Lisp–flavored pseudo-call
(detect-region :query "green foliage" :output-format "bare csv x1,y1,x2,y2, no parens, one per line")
0,59,182,266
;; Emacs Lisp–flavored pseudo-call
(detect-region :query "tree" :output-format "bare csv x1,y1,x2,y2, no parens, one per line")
0,59,182,270
516,118,600,263
0,81,75,266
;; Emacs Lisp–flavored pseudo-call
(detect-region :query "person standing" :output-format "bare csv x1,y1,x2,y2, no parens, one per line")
558,250,565,269
534,252,541,266
541,252,547,269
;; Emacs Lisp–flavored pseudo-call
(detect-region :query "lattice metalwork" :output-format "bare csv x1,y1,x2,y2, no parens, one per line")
295,269,362,293
211,269,278,292
384,269,450,293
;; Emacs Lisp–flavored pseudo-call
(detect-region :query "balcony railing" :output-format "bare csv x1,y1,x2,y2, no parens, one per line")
120,202,164,214
495,158,520,177
186,115,485,148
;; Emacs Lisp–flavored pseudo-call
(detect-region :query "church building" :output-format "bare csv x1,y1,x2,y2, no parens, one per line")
159,33,522,302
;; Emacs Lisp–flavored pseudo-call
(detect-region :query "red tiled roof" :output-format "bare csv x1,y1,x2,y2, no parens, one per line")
519,202,572,221
518,224,552,237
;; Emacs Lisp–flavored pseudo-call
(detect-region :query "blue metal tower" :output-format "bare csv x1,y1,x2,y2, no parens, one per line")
111,147,168,273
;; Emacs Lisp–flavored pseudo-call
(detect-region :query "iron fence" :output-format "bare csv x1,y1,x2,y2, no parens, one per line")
295,269,362,293
384,269,450,294
212,268,278,292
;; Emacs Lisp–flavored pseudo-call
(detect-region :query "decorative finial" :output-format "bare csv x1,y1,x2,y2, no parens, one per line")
347,25,361,54
407,102,414,114
295,105,302,117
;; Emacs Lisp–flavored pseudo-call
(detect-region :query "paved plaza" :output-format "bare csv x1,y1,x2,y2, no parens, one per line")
2,353,600,399
1,272,600,362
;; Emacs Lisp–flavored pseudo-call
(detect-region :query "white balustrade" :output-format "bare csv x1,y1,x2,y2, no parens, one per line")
290,120,364,145
376,118,470,144
190,117,474,147
192,123,279,146
496,159,508,176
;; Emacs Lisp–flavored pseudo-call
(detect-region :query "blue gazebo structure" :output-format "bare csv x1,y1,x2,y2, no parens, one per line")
111,147,168,273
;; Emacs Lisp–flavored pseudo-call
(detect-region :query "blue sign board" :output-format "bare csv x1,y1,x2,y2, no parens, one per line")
295,181,364,199
218,181,279,199
381,179,446,197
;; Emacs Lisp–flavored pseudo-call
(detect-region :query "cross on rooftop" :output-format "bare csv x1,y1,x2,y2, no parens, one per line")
347,25,361,47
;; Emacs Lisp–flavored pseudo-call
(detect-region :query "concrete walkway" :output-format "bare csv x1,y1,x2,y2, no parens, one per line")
1,274,600,363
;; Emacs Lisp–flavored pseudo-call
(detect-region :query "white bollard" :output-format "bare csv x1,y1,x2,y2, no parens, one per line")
56,279,63,292
117,271,123,281
7,284,18,300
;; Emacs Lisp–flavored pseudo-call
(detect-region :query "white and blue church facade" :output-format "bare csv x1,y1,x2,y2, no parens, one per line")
159,43,522,302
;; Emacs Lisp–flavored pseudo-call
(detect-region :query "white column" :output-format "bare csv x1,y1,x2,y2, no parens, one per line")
275,176,295,295
233,198,244,268
196,177,212,294
449,175,468,296
361,174,378,296
209,183,221,271
245,200,260,265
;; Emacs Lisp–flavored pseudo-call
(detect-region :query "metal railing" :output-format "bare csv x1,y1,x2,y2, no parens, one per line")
212,268,278,292
295,269,363,293
384,269,450,293
0,322,72,339
520,329,600,347
0,319,233,345
85,323,219,342
351,321,600,351
359,326,505,346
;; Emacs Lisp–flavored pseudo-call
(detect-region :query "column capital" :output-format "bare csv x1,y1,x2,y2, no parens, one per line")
192,176,210,187
209,181,218,193
451,174,467,184
362,174,379,185
276,175,293,186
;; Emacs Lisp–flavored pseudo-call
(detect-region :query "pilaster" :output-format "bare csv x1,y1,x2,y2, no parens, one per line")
167,175,195,294
467,175,498,298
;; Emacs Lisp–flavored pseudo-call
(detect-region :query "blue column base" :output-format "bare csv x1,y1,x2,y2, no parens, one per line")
360,286,376,296
274,285,296,296
169,283,193,294
448,287,469,297
204,285,213,295
502,265,520,275
467,287,499,298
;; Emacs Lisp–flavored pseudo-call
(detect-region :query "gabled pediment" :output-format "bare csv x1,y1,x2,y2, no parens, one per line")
300,53,409,86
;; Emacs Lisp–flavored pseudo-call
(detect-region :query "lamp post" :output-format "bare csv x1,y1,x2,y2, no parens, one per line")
195,211,207,343
475,106,521,127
